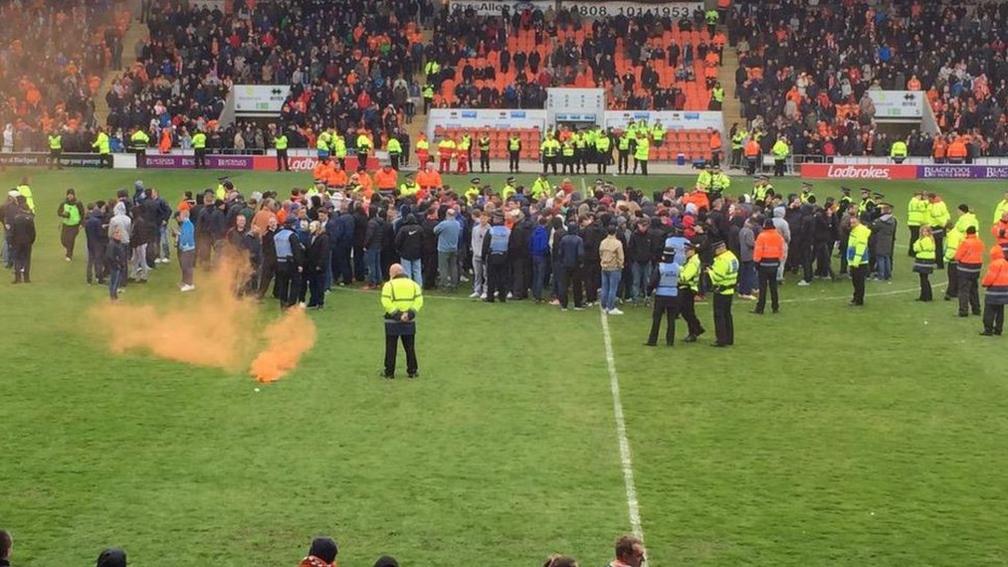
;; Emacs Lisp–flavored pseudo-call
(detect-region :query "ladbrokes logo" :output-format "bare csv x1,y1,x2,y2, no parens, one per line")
288,157,319,171
826,165,891,179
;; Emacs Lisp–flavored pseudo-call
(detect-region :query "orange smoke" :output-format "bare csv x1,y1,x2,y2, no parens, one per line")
91,251,317,382
249,307,317,383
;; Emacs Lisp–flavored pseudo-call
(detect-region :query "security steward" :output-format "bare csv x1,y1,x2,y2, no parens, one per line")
91,127,111,168
980,245,1008,336
130,127,150,168
752,219,784,314
192,129,207,169
48,129,63,169
381,263,424,379
274,129,290,171
707,240,738,346
507,132,522,173
540,133,560,175
645,246,681,346
478,132,491,173
678,243,706,342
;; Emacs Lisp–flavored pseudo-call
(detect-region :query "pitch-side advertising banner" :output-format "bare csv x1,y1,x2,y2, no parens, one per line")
801,163,1008,180
564,1,701,19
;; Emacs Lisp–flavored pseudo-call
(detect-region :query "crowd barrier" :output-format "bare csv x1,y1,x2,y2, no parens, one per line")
0,152,105,168
110,150,380,172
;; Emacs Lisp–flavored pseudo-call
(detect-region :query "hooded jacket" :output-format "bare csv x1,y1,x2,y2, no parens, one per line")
871,213,897,255
395,215,424,260
108,201,132,244
771,206,791,243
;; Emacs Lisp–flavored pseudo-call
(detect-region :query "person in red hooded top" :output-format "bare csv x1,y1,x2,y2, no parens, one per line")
980,245,1008,336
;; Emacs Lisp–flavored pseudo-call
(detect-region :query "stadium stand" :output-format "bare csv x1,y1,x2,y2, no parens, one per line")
425,6,721,111
0,0,128,152
729,1,1008,158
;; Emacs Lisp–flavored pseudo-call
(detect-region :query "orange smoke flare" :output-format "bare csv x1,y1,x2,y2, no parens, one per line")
249,306,317,383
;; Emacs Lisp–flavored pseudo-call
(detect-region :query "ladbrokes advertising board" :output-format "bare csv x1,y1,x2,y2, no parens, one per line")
803,163,1008,180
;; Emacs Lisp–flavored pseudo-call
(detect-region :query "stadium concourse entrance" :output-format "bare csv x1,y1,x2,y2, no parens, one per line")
554,119,599,132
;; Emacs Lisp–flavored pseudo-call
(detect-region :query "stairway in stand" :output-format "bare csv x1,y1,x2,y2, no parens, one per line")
94,16,149,127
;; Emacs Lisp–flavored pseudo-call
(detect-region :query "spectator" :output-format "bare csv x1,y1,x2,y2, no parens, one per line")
0,530,10,567
96,548,127,567
299,537,338,567
608,535,646,567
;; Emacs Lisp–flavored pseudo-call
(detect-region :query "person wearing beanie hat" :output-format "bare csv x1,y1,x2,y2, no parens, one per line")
57,188,85,261
299,537,338,567
644,246,681,346
95,547,127,567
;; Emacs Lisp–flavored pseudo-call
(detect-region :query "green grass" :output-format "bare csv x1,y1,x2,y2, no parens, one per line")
1,167,1006,566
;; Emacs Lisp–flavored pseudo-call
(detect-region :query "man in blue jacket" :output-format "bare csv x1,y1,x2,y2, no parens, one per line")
330,204,356,286
481,214,511,303
433,208,461,291
84,202,109,285
557,222,585,310
529,216,550,302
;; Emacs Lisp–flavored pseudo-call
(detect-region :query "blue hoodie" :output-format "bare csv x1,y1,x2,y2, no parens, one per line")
529,224,549,257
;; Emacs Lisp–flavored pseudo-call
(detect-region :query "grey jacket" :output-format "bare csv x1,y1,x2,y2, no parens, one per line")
871,213,897,255
739,224,756,262
772,206,791,244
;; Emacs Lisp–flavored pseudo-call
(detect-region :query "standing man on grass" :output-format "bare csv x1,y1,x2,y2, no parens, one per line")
381,263,424,379
56,188,85,261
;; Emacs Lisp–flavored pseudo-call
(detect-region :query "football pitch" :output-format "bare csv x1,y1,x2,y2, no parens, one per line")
2,167,1006,566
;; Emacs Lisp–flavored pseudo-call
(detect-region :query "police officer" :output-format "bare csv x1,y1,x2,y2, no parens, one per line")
540,134,560,174
645,247,680,346
561,138,575,174
273,218,305,308
191,129,207,169
387,134,402,170
381,263,424,379
478,132,491,173
130,126,150,168
482,214,511,303
707,240,738,346
274,129,290,171
507,132,522,173
48,128,63,170
92,127,111,168
595,129,611,174
677,243,705,342
847,216,872,306
616,129,631,175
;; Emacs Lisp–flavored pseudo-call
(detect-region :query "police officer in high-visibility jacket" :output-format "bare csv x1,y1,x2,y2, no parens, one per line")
387,135,403,170
191,129,207,169
633,133,650,176
906,190,930,257
274,130,290,171
48,129,63,170
980,245,1008,336
771,137,789,177
847,216,872,306
595,130,611,174
707,240,738,346
92,127,111,168
381,263,424,379
477,132,491,173
912,225,937,301
507,133,522,173
677,243,705,342
644,246,680,347
130,127,150,168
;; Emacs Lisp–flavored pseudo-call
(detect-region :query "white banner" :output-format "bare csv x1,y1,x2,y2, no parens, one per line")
233,84,291,116
426,109,548,139
546,88,606,126
604,110,724,133
866,90,925,119
449,0,553,15
564,1,701,19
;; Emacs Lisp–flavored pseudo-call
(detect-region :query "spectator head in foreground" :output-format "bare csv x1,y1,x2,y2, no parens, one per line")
374,556,399,567
612,535,646,567
300,536,338,567
96,548,127,567
0,529,11,564
544,554,578,567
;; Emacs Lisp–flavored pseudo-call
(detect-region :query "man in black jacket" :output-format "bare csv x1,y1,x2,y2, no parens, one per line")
85,202,109,284
364,209,386,289
579,214,604,306
395,214,425,285
306,220,331,309
557,222,585,310
627,218,653,302
10,196,35,284
509,212,533,299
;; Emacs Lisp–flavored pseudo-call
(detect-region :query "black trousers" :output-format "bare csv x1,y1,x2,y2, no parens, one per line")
983,303,1005,334
87,243,107,283
384,332,418,376
678,288,705,336
647,295,680,345
509,151,520,172
746,157,758,175
49,148,62,169
597,153,609,174
390,153,400,170
945,262,959,299
908,225,920,257
479,150,490,172
194,148,206,168
12,243,31,281
61,224,80,259
485,254,508,302
562,155,575,174
618,150,629,173
918,271,933,301
755,265,779,312
276,149,289,171
851,265,867,304
543,156,557,174
511,255,529,299
932,229,945,269
258,261,277,299
307,271,326,307
135,148,146,168
275,262,301,307
559,265,583,308
814,243,834,277
712,293,734,345
581,262,600,303
773,158,785,176
958,272,980,315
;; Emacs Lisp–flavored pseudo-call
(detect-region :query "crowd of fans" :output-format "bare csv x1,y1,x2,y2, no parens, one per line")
0,0,127,152
103,0,432,155
0,524,645,567
729,0,1008,158
425,5,723,110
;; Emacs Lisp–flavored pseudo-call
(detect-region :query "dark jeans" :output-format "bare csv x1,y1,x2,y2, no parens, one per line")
511,255,529,298
559,265,584,308
258,261,277,299
87,243,107,283
755,266,779,312
647,295,680,345
815,243,834,278
582,262,600,303
384,332,418,376
712,293,734,345
331,245,353,284
308,271,326,307
851,265,867,304
353,244,366,281
179,248,195,286
531,255,547,300
932,229,945,269
108,266,123,299
366,248,383,286
958,272,980,315
12,243,31,281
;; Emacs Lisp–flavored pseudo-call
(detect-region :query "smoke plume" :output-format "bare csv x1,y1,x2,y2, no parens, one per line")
92,252,317,382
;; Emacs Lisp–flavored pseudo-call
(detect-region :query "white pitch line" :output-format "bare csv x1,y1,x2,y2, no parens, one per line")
600,309,645,543
778,281,947,304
